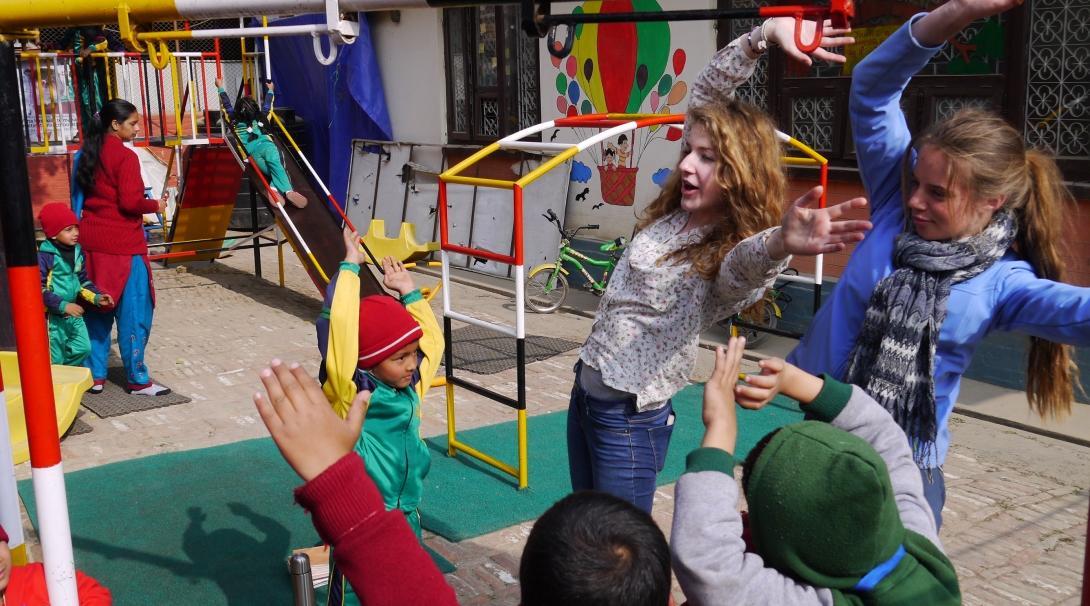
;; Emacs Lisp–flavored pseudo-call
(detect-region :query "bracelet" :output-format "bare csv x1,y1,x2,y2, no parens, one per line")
746,27,768,55
760,19,776,48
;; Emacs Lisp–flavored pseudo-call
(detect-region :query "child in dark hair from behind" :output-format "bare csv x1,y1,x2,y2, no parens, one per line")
37,203,113,366
253,360,675,606
671,336,960,605
215,78,307,209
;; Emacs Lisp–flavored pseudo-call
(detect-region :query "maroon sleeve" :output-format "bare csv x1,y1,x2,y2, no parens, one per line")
115,149,158,216
294,453,457,606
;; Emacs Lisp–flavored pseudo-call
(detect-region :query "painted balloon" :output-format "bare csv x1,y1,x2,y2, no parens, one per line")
566,105,578,117
550,53,562,68
666,80,688,106
565,55,577,78
657,74,672,97
555,73,567,95
627,1,670,113
580,99,593,114
556,95,568,115
568,80,581,104
666,126,682,141
650,91,659,112
596,0,638,113
672,48,686,75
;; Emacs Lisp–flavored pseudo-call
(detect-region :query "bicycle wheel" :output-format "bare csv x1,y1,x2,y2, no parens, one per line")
721,304,778,347
525,265,569,313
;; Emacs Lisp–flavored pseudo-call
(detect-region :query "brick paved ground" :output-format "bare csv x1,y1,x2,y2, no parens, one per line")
15,243,1088,604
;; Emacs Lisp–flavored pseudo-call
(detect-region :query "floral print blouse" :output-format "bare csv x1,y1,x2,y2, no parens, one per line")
579,38,786,411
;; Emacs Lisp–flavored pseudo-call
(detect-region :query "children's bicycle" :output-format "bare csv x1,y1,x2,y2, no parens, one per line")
525,209,627,313
720,267,797,347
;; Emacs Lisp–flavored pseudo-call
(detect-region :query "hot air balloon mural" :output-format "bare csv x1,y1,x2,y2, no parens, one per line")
551,0,689,206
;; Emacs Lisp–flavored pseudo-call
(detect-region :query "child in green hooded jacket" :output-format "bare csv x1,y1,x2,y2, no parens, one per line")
671,336,961,605
37,203,113,366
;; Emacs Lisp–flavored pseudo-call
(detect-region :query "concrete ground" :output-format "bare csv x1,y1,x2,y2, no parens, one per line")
16,240,1089,605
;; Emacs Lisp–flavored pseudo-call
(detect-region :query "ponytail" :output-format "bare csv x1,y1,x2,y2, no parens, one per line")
77,98,138,193
1019,150,1081,418
917,108,1081,418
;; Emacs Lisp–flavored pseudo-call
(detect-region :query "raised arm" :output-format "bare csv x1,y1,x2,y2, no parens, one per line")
691,18,853,110
994,265,1090,345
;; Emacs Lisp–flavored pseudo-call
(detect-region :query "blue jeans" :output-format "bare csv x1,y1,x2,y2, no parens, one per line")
567,371,675,513
920,467,946,531
85,256,153,387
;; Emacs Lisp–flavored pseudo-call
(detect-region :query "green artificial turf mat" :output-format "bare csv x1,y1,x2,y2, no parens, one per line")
419,384,804,541
17,438,453,606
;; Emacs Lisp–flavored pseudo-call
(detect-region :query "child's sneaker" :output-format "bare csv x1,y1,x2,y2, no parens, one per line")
88,380,106,395
126,382,172,396
285,191,308,208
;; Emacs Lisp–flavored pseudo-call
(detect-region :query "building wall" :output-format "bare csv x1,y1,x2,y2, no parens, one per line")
368,9,447,143
541,0,717,242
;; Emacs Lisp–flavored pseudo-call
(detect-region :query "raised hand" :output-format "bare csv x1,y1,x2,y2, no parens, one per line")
96,293,114,308
765,17,855,66
382,256,415,297
767,186,871,259
253,359,370,482
913,0,1024,46
702,336,746,454
342,228,366,266
215,77,224,90
735,356,786,410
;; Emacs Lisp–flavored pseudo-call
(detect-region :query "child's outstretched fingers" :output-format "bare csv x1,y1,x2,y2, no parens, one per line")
735,357,786,409
346,389,371,439
342,228,365,265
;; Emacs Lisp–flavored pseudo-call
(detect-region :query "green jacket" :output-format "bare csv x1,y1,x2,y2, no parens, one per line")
38,239,101,313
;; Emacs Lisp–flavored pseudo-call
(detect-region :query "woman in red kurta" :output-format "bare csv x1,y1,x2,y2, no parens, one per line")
76,99,170,396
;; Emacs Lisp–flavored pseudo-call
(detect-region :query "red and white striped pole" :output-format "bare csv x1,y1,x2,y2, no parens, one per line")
0,41,78,605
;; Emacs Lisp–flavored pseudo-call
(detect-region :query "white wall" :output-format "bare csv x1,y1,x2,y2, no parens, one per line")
540,0,718,242
368,9,447,143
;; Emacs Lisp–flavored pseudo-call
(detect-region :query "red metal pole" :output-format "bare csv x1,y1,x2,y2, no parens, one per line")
0,40,78,605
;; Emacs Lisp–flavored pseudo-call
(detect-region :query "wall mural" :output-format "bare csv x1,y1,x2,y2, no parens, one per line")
549,0,688,207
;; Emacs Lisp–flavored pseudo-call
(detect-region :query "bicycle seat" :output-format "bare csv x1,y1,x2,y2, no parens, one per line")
600,237,627,252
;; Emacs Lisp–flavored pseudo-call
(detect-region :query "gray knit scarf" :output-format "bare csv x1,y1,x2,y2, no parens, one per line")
844,210,1017,464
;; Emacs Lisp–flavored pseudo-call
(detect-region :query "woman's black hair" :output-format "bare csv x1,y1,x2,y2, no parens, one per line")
234,96,262,125
77,98,138,193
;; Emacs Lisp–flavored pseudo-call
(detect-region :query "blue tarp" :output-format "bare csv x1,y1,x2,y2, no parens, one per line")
267,14,392,208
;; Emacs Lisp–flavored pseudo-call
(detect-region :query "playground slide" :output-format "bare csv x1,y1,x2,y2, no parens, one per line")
0,352,90,466
227,128,385,297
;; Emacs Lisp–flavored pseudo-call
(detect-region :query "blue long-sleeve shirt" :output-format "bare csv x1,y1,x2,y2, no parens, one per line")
217,87,274,143
788,15,1090,467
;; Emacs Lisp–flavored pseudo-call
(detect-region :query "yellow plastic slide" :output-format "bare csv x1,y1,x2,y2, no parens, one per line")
0,352,89,465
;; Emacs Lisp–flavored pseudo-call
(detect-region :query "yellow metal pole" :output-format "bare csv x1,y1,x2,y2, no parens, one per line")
516,146,581,188
277,236,286,288
102,54,112,99
445,382,456,457
33,55,46,148
442,175,514,190
169,54,183,145
441,141,501,179
450,439,519,479
517,408,528,489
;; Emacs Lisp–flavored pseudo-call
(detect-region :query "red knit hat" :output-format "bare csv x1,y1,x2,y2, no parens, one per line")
358,295,423,369
38,203,78,238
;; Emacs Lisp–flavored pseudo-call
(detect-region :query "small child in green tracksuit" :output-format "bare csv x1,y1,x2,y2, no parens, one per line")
37,203,113,366
316,228,443,606
215,78,308,209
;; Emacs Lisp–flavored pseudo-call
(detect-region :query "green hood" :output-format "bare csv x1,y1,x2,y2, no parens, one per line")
744,421,961,605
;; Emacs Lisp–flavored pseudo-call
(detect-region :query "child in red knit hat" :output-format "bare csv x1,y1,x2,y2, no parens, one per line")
315,228,443,606
37,203,114,366
0,524,113,604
